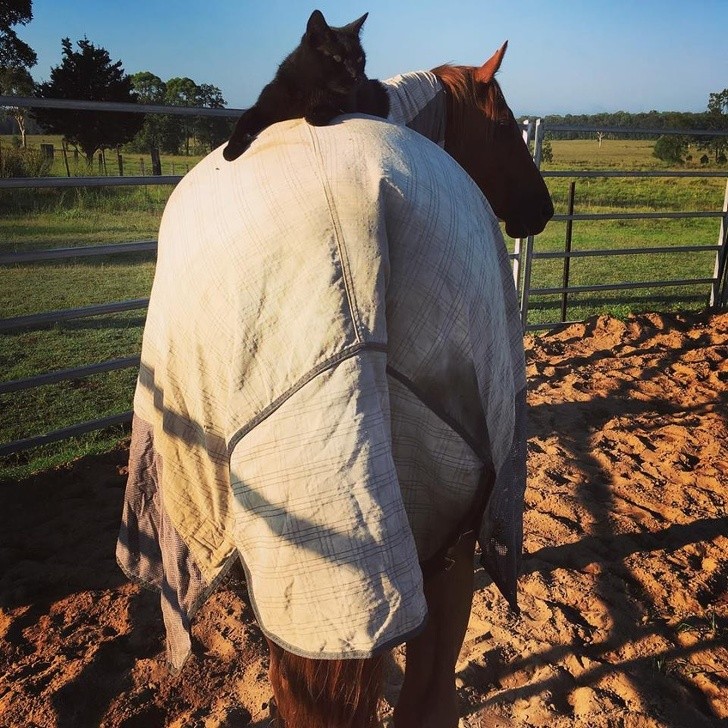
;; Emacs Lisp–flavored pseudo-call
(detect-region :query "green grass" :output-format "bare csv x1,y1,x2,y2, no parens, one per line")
1,137,727,479
526,138,727,325
3,133,205,178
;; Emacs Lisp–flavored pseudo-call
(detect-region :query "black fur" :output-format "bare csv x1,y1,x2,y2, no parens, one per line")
223,10,389,161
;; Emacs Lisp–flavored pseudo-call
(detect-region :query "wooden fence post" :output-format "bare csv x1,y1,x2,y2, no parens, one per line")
61,141,71,177
150,147,161,176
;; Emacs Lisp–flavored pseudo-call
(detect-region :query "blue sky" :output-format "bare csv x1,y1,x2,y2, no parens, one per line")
17,0,728,115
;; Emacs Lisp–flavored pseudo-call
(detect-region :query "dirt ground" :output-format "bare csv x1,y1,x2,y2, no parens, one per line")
1,310,726,727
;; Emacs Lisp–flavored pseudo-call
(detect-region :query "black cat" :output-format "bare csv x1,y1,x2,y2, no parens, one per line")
222,9,389,162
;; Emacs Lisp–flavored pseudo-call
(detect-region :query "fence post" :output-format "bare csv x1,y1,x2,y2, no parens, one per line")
518,119,544,329
61,141,71,177
513,119,534,296
710,177,728,308
561,181,576,322
117,150,124,176
533,118,544,168
151,147,161,176
520,235,535,330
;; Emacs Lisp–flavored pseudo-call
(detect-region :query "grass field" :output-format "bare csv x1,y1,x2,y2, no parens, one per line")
1,135,727,479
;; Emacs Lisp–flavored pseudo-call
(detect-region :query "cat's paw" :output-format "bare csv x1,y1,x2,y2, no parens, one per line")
222,134,254,161
305,109,338,126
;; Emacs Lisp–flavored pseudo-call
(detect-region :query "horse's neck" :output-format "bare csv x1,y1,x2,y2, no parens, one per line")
383,71,446,147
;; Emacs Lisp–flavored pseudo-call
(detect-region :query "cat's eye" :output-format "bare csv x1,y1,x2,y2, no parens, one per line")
333,54,342,62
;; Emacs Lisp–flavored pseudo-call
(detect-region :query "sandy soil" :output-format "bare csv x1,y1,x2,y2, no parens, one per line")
1,310,726,727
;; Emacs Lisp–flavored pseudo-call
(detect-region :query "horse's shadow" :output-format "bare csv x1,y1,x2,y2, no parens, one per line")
461,314,727,726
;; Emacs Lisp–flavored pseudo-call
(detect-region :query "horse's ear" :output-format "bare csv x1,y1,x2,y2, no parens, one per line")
475,41,508,83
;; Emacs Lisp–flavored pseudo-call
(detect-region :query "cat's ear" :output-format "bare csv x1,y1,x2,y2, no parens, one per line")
343,12,368,35
306,9,332,44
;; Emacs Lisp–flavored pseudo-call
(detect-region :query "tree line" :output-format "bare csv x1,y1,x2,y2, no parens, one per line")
535,107,728,164
1,3,233,167
2,1,728,169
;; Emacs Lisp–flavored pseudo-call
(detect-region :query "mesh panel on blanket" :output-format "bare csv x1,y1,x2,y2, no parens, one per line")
117,415,214,671
478,385,527,612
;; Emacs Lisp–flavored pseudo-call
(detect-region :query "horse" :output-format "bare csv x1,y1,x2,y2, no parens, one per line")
117,42,553,728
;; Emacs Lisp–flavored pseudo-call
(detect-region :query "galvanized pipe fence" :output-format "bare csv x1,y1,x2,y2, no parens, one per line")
2,97,728,456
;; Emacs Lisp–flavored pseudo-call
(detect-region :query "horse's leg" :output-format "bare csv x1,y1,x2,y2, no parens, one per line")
393,530,477,728
265,636,383,727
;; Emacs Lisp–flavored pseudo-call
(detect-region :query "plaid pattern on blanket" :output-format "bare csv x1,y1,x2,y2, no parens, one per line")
118,110,526,669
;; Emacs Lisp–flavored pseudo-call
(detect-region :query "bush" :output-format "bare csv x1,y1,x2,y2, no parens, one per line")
653,135,687,164
0,146,53,178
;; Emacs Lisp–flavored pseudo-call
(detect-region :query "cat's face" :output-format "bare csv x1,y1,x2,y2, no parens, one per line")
305,10,368,93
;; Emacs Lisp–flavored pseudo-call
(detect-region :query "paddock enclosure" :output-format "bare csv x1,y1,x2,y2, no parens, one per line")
1,99,727,726
1,97,727,465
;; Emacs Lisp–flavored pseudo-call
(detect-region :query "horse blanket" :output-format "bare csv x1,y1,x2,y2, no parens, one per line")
118,100,526,670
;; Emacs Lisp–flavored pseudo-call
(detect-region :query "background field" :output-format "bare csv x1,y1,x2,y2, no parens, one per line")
1,135,727,478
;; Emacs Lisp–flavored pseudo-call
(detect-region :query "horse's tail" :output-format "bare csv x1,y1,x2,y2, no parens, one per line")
266,637,383,727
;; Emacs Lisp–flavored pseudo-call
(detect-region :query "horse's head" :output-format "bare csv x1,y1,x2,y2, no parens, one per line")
432,43,554,238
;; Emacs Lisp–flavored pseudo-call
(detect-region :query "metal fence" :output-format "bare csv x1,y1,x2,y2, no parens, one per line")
515,121,728,331
2,97,728,457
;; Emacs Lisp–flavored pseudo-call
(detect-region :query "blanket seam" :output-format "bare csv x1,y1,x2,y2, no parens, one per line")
385,364,489,463
227,342,388,455
306,123,364,343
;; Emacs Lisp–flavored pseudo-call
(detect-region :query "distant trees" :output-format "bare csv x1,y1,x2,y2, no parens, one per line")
129,72,230,156
193,83,230,153
698,88,728,163
534,106,728,167
539,110,728,141
33,38,144,163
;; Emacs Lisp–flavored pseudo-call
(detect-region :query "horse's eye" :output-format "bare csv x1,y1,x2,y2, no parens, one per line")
333,54,342,62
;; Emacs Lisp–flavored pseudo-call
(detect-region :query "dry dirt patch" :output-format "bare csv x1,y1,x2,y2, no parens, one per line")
1,311,726,727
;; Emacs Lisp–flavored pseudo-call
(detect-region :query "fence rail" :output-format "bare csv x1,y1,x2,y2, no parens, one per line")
0,94,243,117
2,99,728,458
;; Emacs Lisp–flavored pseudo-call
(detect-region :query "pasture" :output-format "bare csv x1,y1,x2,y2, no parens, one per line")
1,136,726,478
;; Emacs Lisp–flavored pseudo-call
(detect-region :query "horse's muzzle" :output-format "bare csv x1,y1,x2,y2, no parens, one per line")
505,196,554,238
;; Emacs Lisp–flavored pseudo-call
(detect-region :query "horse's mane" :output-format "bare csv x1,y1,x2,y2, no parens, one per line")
431,64,509,142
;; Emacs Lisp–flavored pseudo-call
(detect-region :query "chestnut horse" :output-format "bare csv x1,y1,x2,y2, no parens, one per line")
265,44,553,728
117,40,552,728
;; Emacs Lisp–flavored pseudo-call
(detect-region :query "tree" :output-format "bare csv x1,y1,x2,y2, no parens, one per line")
34,37,144,163
708,89,728,115
0,0,37,69
164,77,198,155
653,135,687,164
193,83,230,153
0,65,34,146
700,88,728,163
128,74,230,155
128,70,172,153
